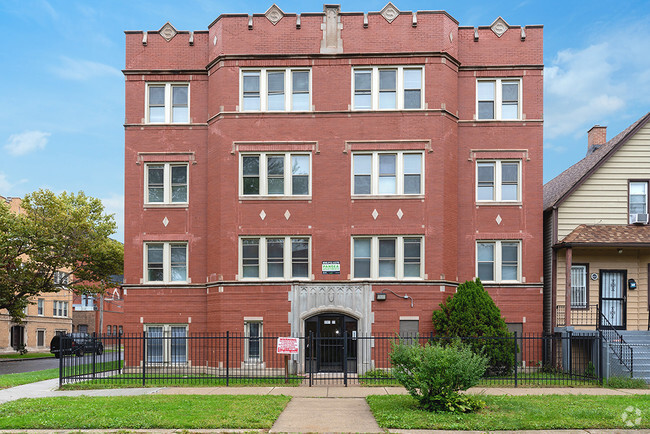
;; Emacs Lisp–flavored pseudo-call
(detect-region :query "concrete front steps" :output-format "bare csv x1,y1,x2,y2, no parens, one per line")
610,331,650,382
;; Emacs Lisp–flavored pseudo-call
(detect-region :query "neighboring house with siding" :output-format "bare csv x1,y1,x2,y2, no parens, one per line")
543,112,650,334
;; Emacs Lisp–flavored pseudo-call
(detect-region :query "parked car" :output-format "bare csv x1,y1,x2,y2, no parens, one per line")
50,333,104,358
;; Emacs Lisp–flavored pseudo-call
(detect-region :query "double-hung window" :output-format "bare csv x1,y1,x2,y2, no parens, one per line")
629,181,649,224
241,69,311,112
53,301,68,317
241,153,310,197
244,320,263,363
144,242,187,283
352,152,423,196
352,236,423,279
145,163,188,205
353,66,423,110
37,299,44,316
476,161,520,202
240,236,310,280
476,79,521,120
146,83,189,123
476,240,520,282
145,324,187,364
570,265,588,309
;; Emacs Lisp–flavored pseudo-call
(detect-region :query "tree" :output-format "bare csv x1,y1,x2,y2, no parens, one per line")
431,279,516,375
0,189,123,322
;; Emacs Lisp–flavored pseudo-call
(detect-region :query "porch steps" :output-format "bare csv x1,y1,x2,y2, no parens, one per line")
611,331,650,382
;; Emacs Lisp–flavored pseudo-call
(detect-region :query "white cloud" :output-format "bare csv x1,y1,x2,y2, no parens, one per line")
101,193,124,242
544,19,650,141
51,56,122,81
0,174,13,193
4,131,51,156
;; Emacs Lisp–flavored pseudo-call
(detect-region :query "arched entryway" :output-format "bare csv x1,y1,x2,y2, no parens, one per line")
305,313,358,373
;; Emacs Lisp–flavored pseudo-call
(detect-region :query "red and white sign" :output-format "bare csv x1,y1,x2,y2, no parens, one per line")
276,337,299,354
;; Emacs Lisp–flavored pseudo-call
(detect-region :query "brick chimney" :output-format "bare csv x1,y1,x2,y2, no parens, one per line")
587,125,607,155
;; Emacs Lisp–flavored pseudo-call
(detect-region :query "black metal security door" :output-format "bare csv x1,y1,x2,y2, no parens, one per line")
599,270,627,329
305,314,357,374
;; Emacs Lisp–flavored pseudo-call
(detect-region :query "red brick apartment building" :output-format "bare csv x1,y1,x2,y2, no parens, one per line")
123,4,543,371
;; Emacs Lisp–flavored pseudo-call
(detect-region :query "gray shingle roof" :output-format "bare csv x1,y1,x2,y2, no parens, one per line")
543,112,650,211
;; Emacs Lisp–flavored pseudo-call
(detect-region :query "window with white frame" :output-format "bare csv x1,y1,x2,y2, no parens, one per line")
570,265,588,309
241,69,311,112
352,152,423,196
353,67,423,110
244,320,263,362
144,242,187,283
53,271,69,285
240,236,310,280
352,236,423,279
53,301,69,317
241,153,310,197
629,181,648,223
146,83,189,123
145,324,187,364
476,79,521,120
145,163,188,205
81,294,94,309
476,161,520,202
476,240,520,282
37,299,44,316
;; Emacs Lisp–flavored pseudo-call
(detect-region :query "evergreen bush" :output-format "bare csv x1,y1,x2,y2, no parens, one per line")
432,279,516,376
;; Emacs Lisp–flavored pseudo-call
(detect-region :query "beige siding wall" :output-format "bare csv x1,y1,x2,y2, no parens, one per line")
557,123,650,240
556,248,649,330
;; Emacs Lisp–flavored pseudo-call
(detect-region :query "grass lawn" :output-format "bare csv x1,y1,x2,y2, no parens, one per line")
0,352,54,360
0,395,290,430
0,369,59,389
367,394,650,430
61,376,303,390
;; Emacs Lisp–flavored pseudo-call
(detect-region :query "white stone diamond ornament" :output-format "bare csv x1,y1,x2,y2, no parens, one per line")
284,210,291,220
397,209,404,220
490,16,509,37
162,217,169,227
259,210,266,220
372,209,379,220
159,22,178,42
496,214,502,225
265,4,284,25
380,2,400,23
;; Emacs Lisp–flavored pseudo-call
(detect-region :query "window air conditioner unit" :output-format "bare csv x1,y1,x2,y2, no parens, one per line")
631,213,649,225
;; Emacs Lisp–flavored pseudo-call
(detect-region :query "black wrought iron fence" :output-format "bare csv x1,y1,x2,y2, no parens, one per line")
58,332,601,387
599,311,633,374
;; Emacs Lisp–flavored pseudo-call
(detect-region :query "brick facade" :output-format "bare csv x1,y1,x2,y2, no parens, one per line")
123,6,543,369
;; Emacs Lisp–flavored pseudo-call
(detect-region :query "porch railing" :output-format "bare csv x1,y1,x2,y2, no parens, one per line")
556,304,598,327
598,311,633,374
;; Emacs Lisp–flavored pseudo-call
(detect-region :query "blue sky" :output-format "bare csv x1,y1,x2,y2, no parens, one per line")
2,0,650,242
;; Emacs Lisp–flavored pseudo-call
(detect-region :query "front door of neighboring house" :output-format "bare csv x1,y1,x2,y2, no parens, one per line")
10,325,25,350
599,270,627,329
304,313,358,373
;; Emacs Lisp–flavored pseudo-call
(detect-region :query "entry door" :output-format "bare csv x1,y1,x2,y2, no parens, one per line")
10,325,24,350
304,314,358,373
600,270,627,329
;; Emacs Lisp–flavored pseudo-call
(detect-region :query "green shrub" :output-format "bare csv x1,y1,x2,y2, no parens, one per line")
432,279,516,376
389,340,487,412
361,368,392,379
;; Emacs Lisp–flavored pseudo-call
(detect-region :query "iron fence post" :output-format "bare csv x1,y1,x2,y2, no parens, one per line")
308,331,313,387
597,330,602,385
343,331,348,387
631,347,634,378
92,334,96,380
568,330,573,381
118,333,122,374
513,332,518,387
58,336,64,388
226,331,230,386
142,331,146,387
